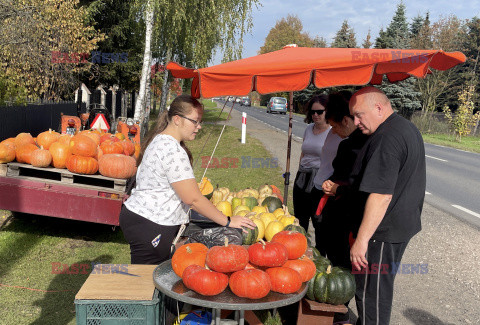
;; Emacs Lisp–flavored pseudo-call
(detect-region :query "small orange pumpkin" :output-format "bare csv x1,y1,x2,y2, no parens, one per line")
0,143,16,163
98,154,137,179
120,139,135,156
66,155,98,174
30,146,53,167
1,138,16,150
100,140,124,155
49,142,71,169
57,134,73,146
69,135,98,157
36,129,60,150
14,133,35,148
80,130,101,146
16,143,39,164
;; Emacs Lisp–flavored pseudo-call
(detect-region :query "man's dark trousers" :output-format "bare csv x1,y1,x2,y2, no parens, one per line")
354,239,409,325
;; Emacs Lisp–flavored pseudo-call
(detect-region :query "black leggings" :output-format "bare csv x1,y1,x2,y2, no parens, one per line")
119,205,180,264
292,172,324,232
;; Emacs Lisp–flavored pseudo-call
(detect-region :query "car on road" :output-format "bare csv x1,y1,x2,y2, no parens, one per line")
267,97,287,114
240,97,251,106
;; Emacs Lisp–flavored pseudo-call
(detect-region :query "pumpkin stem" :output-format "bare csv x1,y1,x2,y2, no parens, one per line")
224,236,228,247
259,238,266,246
186,246,192,254
327,265,332,274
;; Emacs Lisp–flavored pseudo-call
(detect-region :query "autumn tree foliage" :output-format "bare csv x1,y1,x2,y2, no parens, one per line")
259,15,314,54
443,85,480,141
0,0,104,100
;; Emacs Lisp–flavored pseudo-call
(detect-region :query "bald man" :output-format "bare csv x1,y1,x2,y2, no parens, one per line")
348,87,426,325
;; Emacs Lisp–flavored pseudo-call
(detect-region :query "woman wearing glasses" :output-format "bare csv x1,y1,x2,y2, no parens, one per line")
120,95,255,265
293,95,342,235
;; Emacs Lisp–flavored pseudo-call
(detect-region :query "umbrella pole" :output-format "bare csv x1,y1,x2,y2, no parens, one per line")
283,91,294,205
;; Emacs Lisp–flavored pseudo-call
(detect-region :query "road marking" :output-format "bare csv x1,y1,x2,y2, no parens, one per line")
452,205,480,219
425,191,431,195
425,155,448,162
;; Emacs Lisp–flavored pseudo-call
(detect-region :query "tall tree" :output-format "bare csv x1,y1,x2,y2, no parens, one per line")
458,17,480,107
375,2,421,118
79,0,145,92
415,15,463,114
331,20,357,48
259,15,314,54
313,36,328,48
0,0,104,100
133,0,258,120
362,30,372,49
410,14,425,38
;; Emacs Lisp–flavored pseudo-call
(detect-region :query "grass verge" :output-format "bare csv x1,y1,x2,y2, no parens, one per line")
422,133,480,153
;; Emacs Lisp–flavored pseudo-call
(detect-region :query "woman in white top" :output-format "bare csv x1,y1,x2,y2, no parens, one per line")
293,95,331,232
120,95,255,264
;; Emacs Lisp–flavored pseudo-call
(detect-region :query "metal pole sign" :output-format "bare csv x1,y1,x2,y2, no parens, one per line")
241,112,247,144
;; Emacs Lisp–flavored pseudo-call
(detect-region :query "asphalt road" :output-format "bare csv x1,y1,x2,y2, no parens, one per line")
220,100,480,229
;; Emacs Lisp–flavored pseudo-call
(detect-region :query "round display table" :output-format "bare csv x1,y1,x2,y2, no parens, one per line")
153,260,307,324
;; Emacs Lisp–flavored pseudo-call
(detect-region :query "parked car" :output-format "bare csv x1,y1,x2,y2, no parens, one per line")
240,97,251,106
267,97,287,114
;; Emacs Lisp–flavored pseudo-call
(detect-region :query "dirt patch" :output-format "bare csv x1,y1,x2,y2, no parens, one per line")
0,210,13,230
56,237,94,250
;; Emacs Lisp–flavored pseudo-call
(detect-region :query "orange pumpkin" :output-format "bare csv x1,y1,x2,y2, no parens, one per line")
120,139,135,156
65,155,98,174
30,146,53,167
57,134,73,145
134,143,141,160
0,143,16,163
80,130,101,146
282,256,317,282
1,138,16,150
98,154,137,179
114,132,126,141
14,133,35,148
95,146,103,161
15,143,38,164
171,243,209,278
69,135,98,157
100,133,117,143
100,140,124,155
49,142,71,169
36,129,60,150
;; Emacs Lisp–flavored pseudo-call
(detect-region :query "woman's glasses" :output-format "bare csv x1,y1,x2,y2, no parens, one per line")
177,114,203,127
311,110,325,115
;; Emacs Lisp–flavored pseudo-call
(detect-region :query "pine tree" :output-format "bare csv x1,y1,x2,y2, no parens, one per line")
362,29,372,48
373,2,421,118
331,20,357,48
410,15,425,38
313,36,328,48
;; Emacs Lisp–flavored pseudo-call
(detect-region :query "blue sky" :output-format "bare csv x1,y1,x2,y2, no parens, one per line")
212,0,480,64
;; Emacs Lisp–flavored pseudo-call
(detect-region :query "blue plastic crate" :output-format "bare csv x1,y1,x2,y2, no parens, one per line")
75,289,162,325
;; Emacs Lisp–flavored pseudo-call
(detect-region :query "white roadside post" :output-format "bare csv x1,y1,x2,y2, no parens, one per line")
241,112,247,144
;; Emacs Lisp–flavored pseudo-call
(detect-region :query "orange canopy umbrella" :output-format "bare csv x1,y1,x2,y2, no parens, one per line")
167,46,466,204
167,47,466,98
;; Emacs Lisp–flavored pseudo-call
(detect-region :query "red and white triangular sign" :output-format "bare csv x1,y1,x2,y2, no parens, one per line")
91,113,110,132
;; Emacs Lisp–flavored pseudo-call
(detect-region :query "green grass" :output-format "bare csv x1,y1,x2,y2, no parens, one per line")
0,213,129,325
422,133,480,153
0,105,288,325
